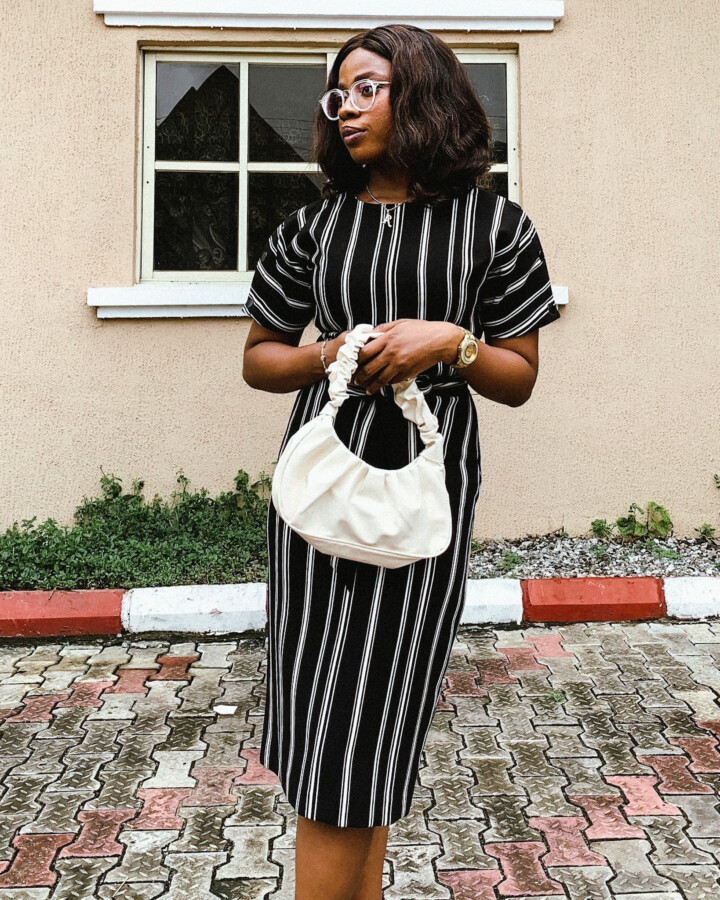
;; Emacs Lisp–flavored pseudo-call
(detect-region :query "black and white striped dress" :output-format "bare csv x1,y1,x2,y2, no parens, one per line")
245,186,561,827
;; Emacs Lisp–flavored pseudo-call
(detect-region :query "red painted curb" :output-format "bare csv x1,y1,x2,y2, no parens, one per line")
0,590,124,637
522,576,666,623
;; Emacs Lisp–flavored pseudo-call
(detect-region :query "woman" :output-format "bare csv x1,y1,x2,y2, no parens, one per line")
242,23,561,899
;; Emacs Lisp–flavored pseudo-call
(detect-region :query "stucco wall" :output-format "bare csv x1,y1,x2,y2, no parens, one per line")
1,1,718,539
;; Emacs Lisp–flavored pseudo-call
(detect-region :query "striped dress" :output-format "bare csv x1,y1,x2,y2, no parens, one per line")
245,185,561,827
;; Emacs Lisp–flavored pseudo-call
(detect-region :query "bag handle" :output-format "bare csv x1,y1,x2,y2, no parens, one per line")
322,324,443,450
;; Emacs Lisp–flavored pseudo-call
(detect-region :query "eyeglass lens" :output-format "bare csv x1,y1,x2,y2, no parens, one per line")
322,80,377,118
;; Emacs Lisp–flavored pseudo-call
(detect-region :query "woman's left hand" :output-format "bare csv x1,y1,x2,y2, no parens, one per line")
352,319,464,394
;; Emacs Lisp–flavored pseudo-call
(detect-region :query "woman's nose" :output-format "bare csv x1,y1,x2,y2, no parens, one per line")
338,92,358,119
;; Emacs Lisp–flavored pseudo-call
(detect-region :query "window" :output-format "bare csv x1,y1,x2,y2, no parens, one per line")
140,48,518,285
90,48,520,318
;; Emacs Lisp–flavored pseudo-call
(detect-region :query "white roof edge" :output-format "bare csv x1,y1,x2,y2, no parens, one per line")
94,1,565,32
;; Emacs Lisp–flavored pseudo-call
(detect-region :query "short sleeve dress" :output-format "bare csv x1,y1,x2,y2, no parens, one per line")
245,186,561,827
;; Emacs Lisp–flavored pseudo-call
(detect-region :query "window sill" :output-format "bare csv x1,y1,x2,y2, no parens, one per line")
94,0,565,31
552,285,568,306
88,282,568,319
87,283,253,319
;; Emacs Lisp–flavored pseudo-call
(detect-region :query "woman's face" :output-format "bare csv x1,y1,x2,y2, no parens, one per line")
335,48,393,166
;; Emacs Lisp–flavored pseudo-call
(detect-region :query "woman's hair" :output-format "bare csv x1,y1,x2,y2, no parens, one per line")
312,24,494,205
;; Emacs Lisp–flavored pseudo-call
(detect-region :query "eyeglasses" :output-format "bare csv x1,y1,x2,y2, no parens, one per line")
319,79,391,120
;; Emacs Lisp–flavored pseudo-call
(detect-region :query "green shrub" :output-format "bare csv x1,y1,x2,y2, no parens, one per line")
590,501,673,543
0,469,271,590
497,550,522,573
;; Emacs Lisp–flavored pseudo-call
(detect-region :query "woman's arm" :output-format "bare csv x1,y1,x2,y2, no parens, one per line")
451,331,541,408
242,322,349,394
243,318,541,406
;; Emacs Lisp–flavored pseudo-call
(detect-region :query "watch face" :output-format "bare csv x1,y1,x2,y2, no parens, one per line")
462,340,478,364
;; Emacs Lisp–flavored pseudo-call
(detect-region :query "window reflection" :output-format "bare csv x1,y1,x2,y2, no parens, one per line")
464,63,508,165
486,171,508,198
248,65,326,163
156,63,239,162
154,172,238,271
247,173,324,270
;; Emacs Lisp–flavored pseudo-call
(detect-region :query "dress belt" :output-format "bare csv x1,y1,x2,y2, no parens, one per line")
342,377,469,399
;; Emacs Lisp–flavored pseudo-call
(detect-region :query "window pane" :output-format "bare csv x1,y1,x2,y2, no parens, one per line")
248,65,327,163
154,172,238,271
464,63,507,164
156,63,239,162
247,173,324,270
486,171,508,198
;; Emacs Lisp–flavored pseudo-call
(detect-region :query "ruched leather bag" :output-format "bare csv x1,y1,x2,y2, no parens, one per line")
271,323,453,568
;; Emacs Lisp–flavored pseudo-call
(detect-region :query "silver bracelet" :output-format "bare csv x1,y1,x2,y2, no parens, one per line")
320,338,330,375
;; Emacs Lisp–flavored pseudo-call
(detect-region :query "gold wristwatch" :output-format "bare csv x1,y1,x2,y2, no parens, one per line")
452,328,479,368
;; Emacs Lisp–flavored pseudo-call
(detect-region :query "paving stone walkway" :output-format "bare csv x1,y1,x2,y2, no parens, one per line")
2,621,720,898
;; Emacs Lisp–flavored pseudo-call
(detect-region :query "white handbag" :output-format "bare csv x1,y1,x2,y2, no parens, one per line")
271,323,453,568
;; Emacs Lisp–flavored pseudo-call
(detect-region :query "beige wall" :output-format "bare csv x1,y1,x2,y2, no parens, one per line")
1,1,718,539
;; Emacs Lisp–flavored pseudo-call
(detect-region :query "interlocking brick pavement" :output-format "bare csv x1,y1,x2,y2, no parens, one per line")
4,623,720,896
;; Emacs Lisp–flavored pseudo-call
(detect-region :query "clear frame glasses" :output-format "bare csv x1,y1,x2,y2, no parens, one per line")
319,78,391,120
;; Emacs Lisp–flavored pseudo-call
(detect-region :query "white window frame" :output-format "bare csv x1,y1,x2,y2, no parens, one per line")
89,46,566,319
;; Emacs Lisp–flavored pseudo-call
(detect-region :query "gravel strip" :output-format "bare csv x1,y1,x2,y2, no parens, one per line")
468,532,720,579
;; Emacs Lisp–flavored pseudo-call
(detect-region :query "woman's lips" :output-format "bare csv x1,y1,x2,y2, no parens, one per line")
342,129,366,145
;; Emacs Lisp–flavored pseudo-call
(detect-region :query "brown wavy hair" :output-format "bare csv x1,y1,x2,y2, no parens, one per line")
312,24,494,206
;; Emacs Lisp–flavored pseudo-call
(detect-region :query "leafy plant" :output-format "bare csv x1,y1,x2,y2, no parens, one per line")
0,468,271,591
640,537,682,559
590,518,613,539
545,691,566,704
590,502,674,543
693,475,720,543
497,550,522,573
615,502,673,541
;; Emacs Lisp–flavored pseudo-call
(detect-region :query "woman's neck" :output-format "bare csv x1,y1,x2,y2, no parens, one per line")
362,161,414,203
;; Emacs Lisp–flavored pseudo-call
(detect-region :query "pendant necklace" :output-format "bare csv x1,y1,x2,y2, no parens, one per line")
364,184,413,228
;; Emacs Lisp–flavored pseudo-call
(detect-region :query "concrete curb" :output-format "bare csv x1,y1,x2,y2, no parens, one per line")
463,578,523,625
0,590,124,638
121,583,268,634
1,577,719,637
664,576,720,619
522,576,666,623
